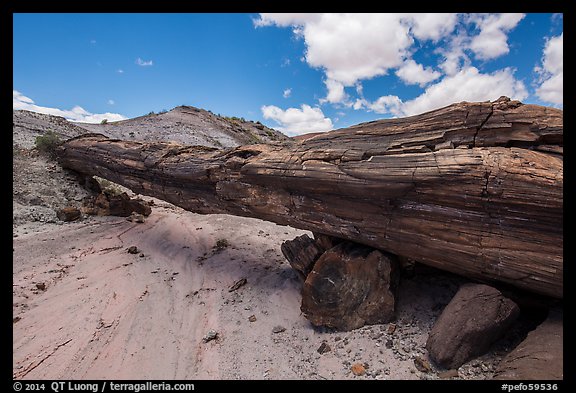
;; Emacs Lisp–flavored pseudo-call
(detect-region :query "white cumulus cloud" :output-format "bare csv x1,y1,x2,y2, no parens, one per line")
136,57,153,67
323,79,347,104
401,66,527,115
535,33,563,105
356,66,527,117
283,88,292,98
469,13,525,60
261,104,333,136
13,90,127,123
255,13,459,103
405,13,459,42
395,60,441,87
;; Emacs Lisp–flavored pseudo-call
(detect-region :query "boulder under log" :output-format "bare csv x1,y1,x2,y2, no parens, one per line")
56,97,563,298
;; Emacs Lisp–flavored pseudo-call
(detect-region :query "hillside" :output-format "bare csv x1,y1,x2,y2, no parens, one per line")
75,106,288,148
13,110,92,149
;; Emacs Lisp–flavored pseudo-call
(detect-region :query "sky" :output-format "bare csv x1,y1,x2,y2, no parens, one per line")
13,13,563,136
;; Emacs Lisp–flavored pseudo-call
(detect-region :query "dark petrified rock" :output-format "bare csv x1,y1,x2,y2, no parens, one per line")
281,234,324,279
493,309,563,380
301,241,399,331
57,98,563,298
56,206,81,222
85,192,151,217
426,283,520,369
108,193,152,217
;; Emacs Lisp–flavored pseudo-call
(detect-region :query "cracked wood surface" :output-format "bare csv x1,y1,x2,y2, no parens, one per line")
57,97,563,298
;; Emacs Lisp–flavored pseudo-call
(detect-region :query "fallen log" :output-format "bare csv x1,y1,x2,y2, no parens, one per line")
57,97,563,298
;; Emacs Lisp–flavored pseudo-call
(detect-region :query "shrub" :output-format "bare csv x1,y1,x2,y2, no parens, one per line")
101,119,108,124
214,238,230,251
34,131,62,157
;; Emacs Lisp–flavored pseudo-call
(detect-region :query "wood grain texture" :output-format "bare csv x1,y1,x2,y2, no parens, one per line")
57,97,563,298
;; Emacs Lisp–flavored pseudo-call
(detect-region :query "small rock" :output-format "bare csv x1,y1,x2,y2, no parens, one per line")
13,316,22,324
248,315,257,322
387,323,397,335
35,282,46,291
438,369,459,379
56,207,81,222
414,356,432,373
385,339,393,349
351,363,366,376
272,325,286,334
334,336,342,341
127,212,145,223
228,278,247,292
317,342,331,354
202,330,218,343
127,246,139,254
139,253,145,258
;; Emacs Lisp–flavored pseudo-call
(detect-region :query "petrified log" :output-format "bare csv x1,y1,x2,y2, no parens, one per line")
57,97,563,298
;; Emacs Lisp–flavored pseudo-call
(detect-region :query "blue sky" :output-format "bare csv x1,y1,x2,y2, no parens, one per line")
13,13,563,136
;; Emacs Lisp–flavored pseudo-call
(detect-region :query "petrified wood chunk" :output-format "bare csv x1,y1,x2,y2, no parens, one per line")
280,234,323,279
86,192,152,217
56,206,81,222
426,283,520,369
301,242,399,331
57,97,563,298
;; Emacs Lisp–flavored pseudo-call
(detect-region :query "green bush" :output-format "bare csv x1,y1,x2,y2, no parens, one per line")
214,238,230,251
101,118,108,124
34,131,62,157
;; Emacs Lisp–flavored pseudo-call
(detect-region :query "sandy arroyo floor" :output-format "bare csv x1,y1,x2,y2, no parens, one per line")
14,202,508,380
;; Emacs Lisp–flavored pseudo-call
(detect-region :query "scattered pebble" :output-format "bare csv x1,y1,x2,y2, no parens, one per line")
249,315,257,322
127,246,139,254
272,325,286,334
351,363,366,376
202,330,218,343
228,278,247,292
35,282,46,291
317,342,331,354
414,356,432,373
387,323,397,335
